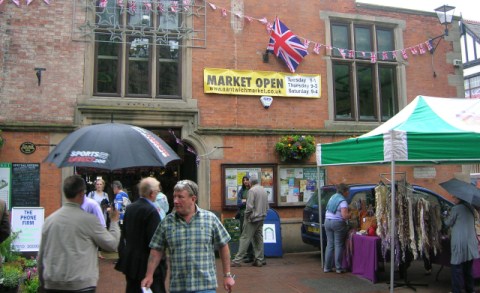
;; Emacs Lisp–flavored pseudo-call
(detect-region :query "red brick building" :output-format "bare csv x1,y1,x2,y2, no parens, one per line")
0,0,465,252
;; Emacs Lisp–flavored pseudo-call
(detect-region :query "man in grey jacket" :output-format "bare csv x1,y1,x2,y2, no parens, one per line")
38,175,120,292
231,176,269,267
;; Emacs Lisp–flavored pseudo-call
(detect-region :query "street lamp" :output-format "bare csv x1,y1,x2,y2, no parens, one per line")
434,5,455,36
429,4,456,56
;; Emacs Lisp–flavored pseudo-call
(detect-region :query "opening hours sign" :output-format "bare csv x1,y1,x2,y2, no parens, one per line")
204,68,321,98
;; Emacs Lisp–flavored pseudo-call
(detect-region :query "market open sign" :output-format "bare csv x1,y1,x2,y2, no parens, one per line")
204,68,321,98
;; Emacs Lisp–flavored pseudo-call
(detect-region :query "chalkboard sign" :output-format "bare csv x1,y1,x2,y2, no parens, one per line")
11,163,40,207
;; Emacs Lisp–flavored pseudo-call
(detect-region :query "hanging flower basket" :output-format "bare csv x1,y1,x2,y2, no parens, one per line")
275,135,315,162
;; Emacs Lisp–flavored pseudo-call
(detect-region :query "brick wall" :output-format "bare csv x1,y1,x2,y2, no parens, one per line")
0,1,84,125
0,131,62,216
0,0,463,223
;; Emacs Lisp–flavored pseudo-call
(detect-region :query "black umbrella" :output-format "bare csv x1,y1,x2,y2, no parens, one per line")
439,178,480,207
44,123,181,171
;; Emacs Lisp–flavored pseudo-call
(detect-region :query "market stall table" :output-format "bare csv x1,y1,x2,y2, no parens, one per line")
350,234,382,283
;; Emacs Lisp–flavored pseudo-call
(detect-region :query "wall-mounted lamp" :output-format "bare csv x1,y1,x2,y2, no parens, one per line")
434,5,455,37
429,5,455,78
34,67,46,86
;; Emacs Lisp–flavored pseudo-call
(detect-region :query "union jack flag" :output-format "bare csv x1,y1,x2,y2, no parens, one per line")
267,18,308,73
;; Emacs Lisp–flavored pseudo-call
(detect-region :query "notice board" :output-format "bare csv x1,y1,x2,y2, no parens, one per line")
222,164,277,210
11,163,40,207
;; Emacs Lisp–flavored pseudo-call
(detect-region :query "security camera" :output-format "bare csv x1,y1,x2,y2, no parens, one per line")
260,96,273,109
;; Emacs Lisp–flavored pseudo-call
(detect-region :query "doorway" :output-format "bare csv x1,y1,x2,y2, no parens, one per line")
76,128,197,213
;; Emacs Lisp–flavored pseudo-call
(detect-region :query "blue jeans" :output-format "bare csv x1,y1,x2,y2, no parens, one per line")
324,219,348,271
451,260,474,293
170,289,217,293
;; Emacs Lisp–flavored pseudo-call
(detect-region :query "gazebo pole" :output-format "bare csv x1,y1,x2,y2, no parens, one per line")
317,166,324,268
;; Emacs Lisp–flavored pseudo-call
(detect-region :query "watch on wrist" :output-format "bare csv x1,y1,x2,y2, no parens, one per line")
223,272,233,278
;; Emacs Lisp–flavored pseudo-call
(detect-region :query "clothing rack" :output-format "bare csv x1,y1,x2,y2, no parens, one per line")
379,172,428,291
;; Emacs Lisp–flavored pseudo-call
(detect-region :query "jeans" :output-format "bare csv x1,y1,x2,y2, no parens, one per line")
171,289,217,293
451,260,474,293
324,219,348,271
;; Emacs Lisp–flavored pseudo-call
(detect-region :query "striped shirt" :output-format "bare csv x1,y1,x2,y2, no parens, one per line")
149,205,231,292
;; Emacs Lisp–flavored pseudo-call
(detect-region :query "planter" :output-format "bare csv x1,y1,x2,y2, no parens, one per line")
275,135,315,162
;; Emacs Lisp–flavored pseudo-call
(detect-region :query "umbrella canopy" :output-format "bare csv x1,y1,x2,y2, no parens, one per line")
440,178,480,207
44,123,181,171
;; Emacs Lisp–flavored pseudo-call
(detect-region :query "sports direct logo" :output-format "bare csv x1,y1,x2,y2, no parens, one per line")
132,126,170,157
67,151,109,164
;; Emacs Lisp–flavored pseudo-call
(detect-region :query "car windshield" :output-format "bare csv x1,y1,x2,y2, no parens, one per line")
305,188,336,208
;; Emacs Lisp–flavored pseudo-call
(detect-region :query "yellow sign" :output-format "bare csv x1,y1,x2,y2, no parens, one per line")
204,68,321,98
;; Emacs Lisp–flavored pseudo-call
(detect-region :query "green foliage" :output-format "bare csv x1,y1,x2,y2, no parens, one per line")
0,130,3,148
275,135,316,161
0,232,21,263
0,263,22,288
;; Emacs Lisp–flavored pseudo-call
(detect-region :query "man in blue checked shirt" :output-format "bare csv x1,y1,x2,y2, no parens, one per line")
142,179,235,293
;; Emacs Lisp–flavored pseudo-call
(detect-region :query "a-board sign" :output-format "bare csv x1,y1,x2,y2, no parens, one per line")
11,163,40,207
11,207,44,252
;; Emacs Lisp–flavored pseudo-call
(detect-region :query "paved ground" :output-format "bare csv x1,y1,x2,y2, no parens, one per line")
97,251,477,293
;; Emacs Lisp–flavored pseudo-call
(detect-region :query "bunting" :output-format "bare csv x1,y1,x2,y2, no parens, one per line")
168,129,200,166
204,0,446,66
17,0,51,5
0,0,447,67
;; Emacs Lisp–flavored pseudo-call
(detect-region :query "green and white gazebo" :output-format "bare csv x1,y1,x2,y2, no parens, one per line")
316,95,480,291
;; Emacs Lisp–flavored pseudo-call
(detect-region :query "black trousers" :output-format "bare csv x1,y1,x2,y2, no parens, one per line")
125,258,167,293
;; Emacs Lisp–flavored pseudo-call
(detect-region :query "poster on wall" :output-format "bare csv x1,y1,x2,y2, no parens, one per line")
11,207,44,252
278,165,325,206
222,164,277,209
0,163,12,209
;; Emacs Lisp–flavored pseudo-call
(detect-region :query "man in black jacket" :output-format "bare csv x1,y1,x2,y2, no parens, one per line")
115,177,166,293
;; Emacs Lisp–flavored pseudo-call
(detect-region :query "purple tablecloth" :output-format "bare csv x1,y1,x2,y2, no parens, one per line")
431,238,480,278
351,234,381,283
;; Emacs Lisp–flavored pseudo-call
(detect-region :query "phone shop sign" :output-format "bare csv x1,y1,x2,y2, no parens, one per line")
11,207,44,252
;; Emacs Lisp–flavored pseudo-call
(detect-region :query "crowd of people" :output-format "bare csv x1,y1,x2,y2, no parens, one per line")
7,174,475,293
37,175,242,293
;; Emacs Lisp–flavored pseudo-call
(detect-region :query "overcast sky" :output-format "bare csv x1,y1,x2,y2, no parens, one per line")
358,0,479,21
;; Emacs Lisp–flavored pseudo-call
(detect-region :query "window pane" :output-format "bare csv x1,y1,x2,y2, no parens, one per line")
128,0,153,27
379,66,397,121
355,26,371,59
356,64,375,121
333,63,353,120
377,28,394,61
127,37,150,95
95,35,119,94
332,24,349,58
157,41,180,96
96,0,121,26
157,1,181,29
